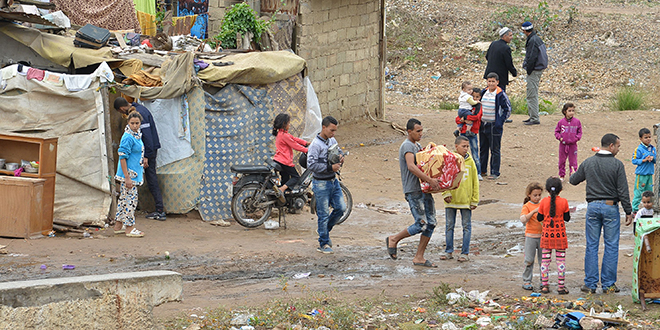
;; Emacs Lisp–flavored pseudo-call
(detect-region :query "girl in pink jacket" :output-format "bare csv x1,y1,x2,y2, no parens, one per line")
272,113,308,198
554,103,582,180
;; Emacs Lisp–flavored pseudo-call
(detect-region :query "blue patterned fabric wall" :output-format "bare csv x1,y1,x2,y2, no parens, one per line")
199,84,274,220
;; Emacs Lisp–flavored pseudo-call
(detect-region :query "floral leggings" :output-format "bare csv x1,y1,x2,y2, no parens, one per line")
116,182,138,227
541,249,566,288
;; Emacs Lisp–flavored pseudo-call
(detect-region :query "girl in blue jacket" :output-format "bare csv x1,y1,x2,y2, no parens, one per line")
113,111,146,237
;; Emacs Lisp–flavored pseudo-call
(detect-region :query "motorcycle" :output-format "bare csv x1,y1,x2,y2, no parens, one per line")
230,156,353,229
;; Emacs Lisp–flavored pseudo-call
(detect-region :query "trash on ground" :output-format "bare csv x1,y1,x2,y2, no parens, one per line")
292,272,311,279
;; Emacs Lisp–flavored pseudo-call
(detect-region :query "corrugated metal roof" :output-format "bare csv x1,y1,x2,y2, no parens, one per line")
0,11,60,28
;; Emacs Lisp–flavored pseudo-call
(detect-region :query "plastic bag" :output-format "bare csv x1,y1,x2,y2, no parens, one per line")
301,77,322,141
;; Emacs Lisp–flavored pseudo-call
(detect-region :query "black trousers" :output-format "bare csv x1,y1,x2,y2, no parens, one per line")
145,154,164,212
275,161,300,189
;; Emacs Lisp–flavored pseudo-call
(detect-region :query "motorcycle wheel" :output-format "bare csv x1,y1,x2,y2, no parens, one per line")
231,183,272,228
335,182,353,225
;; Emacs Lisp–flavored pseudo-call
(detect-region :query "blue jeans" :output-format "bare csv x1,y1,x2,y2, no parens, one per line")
479,122,502,176
405,191,436,237
313,179,346,248
445,208,471,255
584,201,621,289
461,133,480,173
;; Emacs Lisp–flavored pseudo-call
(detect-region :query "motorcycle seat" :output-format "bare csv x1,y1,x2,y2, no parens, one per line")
230,164,271,173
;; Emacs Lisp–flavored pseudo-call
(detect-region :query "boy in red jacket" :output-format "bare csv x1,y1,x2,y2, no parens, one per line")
455,88,483,181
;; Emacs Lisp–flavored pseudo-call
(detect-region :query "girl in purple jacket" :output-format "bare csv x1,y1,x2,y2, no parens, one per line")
554,103,582,180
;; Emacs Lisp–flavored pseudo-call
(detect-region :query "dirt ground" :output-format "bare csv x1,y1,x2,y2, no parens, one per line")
1,105,659,323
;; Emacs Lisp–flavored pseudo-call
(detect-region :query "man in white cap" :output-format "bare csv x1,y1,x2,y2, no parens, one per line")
522,21,548,125
483,27,517,93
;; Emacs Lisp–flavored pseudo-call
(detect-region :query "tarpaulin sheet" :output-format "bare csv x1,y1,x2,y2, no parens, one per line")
138,86,205,214
117,51,196,100
52,0,141,32
0,22,119,69
197,50,306,85
199,84,273,220
198,73,306,220
139,96,194,168
0,67,111,222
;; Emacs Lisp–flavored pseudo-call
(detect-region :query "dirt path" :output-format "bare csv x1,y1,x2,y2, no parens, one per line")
1,105,657,323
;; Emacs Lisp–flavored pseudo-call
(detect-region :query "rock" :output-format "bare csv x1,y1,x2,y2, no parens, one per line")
469,42,491,52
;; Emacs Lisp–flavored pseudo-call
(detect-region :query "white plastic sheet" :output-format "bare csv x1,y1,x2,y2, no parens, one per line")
301,76,322,141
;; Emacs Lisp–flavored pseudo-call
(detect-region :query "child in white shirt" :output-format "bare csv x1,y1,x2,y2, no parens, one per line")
455,81,480,137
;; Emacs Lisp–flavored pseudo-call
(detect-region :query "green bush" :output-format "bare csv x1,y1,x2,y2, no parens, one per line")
509,94,528,115
609,86,647,111
212,3,271,49
509,94,555,115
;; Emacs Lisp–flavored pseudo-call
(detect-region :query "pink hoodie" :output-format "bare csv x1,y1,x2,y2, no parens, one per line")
554,117,582,145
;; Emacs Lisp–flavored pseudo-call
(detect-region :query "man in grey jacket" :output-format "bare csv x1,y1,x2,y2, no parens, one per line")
570,133,632,294
521,21,548,126
307,116,346,254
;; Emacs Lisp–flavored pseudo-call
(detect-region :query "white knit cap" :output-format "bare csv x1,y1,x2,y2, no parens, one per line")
499,27,511,37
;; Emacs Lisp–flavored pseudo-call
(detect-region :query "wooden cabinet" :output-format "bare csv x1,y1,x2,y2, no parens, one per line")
0,134,57,238
0,177,46,238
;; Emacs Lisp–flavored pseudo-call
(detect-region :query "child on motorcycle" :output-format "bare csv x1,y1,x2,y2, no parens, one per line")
273,113,309,202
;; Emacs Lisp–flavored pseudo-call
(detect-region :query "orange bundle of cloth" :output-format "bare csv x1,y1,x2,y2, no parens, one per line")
415,142,465,193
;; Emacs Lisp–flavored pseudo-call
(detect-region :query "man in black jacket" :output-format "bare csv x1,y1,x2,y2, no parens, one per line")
522,21,548,125
483,27,517,93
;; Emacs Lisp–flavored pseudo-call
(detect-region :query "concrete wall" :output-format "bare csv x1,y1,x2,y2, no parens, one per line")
205,0,385,122
0,271,182,330
296,0,384,122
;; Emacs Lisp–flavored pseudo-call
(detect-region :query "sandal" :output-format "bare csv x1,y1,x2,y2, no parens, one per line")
126,228,144,238
557,287,570,295
439,252,453,260
457,254,470,262
522,283,534,291
540,285,550,294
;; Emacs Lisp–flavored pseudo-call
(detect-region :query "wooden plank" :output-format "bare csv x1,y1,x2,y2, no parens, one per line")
643,293,660,299
117,53,167,68
114,32,128,49
14,0,55,9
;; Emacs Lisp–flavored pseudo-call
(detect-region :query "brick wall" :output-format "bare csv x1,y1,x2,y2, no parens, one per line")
297,0,384,122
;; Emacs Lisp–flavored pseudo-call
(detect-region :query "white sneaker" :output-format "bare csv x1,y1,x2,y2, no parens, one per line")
478,174,484,181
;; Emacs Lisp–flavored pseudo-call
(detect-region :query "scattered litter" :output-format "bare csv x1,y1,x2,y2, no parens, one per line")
40,264,47,270
506,243,524,255
535,314,555,327
230,313,253,326
579,316,605,330
0,245,7,254
441,321,459,330
165,251,170,259
209,220,231,227
292,272,311,279
505,220,524,229
531,292,541,297
496,182,508,185
356,203,368,209
475,316,491,326
345,276,355,280
264,219,280,230
62,264,75,270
